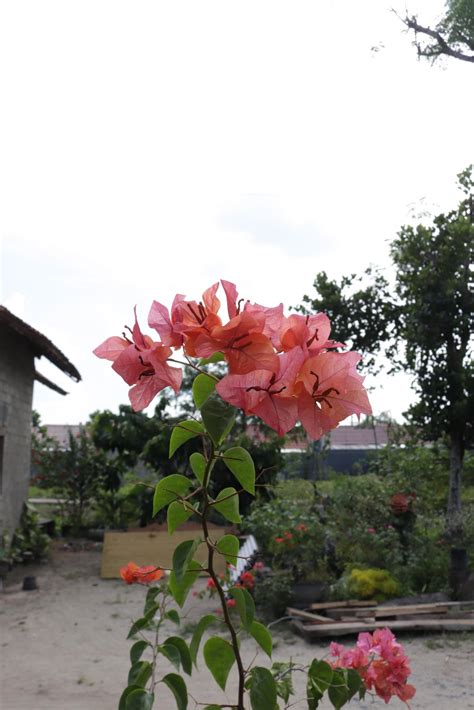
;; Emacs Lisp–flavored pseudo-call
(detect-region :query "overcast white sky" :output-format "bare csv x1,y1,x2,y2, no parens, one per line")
1,1,473,425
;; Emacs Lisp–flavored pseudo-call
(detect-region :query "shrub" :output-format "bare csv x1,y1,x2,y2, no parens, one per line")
345,568,400,601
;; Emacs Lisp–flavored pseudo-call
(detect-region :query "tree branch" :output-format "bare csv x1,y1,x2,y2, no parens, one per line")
403,15,474,63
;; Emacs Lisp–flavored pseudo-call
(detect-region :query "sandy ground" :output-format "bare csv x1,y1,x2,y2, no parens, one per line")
1,545,473,710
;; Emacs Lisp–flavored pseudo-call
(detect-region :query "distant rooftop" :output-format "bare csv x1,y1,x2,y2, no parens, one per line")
43,423,390,450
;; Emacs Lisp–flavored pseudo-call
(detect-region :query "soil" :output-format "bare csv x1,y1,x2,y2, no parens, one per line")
1,543,473,710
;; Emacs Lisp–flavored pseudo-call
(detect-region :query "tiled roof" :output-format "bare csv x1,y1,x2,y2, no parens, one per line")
0,306,81,381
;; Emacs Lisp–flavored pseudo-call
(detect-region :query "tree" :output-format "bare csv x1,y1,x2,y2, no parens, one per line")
401,0,474,64
298,167,474,584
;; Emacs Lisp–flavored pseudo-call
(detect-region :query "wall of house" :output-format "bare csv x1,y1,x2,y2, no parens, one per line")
0,325,35,540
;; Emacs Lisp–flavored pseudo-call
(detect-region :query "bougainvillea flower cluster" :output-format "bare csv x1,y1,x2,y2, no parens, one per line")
120,562,164,585
94,280,371,438
330,628,416,705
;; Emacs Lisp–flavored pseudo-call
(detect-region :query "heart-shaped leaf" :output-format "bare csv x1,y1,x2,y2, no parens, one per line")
153,474,192,516
169,420,204,458
248,667,277,710
172,538,201,583
190,614,218,665
249,620,272,658
189,452,207,485
222,447,255,494
163,637,192,676
192,373,216,409
201,396,236,446
169,560,202,607
213,487,241,523
228,586,255,630
162,673,188,710
215,534,239,565
167,501,195,534
203,637,235,691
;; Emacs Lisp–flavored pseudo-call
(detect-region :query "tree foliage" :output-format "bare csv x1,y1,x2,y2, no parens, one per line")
402,0,474,64
298,167,474,551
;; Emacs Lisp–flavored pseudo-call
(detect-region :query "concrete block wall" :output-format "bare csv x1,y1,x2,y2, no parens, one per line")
0,325,35,540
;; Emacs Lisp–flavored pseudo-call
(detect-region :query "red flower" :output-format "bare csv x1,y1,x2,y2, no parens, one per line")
207,578,216,589
120,562,164,585
226,598,236,608
275,537,284,544
296,523,308,532
239,571,255,589
390,493,410,515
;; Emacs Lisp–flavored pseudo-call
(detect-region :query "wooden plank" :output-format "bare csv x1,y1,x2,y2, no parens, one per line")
327,601,474,620
309,600,377,611
287,607,333,624
101,530,228,579
293,617,474,638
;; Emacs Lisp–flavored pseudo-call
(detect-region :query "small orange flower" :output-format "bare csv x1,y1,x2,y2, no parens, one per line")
120,561,164,585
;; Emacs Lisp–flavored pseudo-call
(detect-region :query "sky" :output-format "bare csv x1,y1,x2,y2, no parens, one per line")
1,1,473,426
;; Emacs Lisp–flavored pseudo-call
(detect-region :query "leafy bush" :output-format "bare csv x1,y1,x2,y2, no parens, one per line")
243,481,333,584
4,504,51,564
344,568,400,601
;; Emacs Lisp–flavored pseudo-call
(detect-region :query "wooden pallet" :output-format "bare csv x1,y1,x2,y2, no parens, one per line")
287,599,474,639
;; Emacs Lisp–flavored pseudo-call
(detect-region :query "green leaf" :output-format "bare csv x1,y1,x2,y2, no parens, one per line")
164,609,180,625
167,501,195,534
189,452,206,485
192,373,216,409
130,640,149,665
201,396,236,446
345,669,363,700
229,586,255,630
164,636,192,676
328,669,349,710
222,446,255,494
124,688,154,710
172,538,201,583
162,673,188,710
213,487,241,523
153,474,192,516
203,636,236,691
168,560,202,607
127,661,153,688
119,685,143,710
249,620,272,658
169,420,204,458
190,614,218,665
215,534,240,565
199,351,225,365
159,643,181,672
307,659,333,710
144,587,160,615
249,667,277,710
127,613,155,640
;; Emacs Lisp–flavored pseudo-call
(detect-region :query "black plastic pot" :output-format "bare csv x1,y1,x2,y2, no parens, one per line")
22,576,38,591
290,581,327,608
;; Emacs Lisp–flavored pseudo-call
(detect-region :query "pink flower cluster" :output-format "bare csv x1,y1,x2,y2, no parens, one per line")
94,280,371,439
330,628,416,705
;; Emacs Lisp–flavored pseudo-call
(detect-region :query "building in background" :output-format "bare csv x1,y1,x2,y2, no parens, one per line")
0,307,80,539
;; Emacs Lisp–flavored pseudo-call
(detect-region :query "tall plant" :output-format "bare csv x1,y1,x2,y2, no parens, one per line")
94,280,415,709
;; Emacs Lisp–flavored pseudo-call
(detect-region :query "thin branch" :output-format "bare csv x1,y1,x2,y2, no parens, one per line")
402,14,474,63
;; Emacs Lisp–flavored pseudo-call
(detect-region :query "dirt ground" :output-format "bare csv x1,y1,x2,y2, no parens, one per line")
1,545,473,710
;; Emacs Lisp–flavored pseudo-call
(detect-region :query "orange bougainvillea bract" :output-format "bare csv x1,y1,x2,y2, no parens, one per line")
120,562,164,585
94,280,371,438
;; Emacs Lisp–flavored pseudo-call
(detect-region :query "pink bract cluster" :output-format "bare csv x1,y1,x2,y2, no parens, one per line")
94,280,371,438
330,628,416,705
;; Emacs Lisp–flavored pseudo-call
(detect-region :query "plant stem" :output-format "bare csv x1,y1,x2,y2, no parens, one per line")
202,443,246,710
